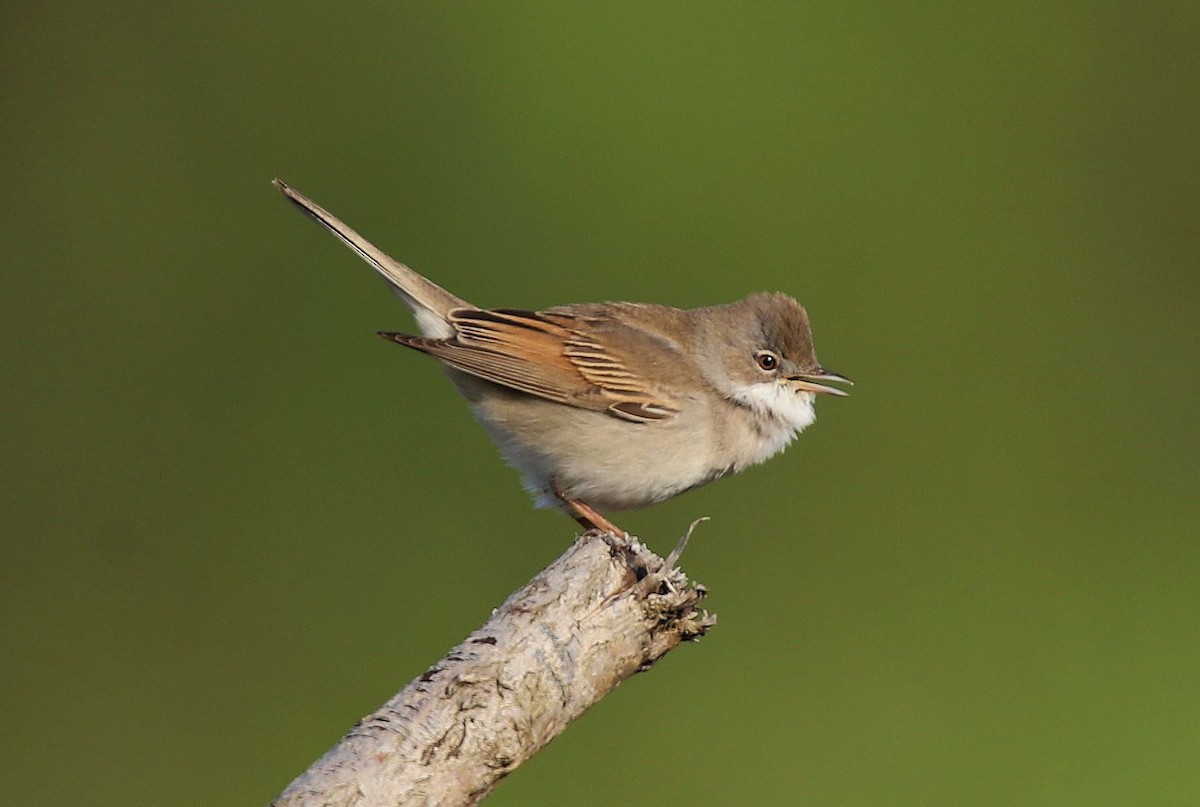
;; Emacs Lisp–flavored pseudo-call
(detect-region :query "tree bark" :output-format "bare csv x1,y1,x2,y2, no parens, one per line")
270,529,715,807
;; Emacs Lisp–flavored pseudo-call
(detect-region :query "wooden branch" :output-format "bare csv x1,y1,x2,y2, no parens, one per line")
270,529,715,807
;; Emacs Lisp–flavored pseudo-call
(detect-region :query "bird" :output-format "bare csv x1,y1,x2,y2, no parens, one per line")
275,180,850,535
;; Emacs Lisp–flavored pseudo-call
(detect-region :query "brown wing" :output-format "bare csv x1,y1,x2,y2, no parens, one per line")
381,307,682,423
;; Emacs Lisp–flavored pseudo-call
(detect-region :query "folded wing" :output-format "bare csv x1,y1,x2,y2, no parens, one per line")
382,308,682,423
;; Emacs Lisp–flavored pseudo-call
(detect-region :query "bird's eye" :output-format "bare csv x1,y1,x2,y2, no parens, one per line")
755,351,779,372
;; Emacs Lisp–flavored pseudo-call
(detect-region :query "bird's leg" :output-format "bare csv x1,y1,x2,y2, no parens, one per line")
566,498,628,537
551,483,628,537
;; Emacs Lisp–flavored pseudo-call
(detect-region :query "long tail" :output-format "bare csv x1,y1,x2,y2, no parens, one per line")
274,179,467,338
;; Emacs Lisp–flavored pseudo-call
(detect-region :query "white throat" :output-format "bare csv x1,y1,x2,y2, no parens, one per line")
728,382,817,462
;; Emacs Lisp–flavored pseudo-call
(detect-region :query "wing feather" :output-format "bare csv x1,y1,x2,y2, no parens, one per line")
382,307,681,423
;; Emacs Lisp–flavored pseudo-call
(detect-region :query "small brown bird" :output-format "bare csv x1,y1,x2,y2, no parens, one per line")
276,180,849,534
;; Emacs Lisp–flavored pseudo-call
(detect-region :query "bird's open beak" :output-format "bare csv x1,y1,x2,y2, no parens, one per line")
789,368,853,397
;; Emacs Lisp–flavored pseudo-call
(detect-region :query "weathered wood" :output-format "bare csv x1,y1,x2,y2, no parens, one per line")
271,530,714,807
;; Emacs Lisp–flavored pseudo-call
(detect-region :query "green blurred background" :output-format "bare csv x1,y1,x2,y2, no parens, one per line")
3,3,1198,804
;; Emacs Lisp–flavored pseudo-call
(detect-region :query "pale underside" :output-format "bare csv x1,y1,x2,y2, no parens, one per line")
388,306,817,512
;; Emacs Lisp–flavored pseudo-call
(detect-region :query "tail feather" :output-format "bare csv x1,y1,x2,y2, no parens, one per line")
274,179,467,338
